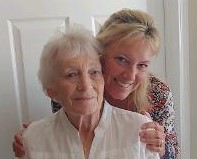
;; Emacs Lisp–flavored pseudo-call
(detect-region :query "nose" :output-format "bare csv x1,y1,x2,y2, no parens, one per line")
77,75,92,91
122,66,137,81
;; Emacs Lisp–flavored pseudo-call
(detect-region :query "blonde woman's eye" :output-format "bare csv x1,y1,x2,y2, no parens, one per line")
138,64,149,70
141,64,148,68
115,56,128,64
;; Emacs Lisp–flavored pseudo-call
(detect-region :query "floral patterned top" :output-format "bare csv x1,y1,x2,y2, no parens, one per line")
148,75,180,159
51,74,180,159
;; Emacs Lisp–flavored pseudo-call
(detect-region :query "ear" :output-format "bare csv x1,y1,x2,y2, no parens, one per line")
46,88,58,101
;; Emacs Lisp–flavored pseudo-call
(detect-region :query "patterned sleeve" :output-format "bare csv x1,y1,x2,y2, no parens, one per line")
148,75,180,159
160,91,180,159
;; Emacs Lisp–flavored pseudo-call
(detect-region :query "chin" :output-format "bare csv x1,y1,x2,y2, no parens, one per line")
111,92,130,100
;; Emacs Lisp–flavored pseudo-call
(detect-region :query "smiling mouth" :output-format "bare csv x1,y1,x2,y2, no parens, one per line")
115,79,132,88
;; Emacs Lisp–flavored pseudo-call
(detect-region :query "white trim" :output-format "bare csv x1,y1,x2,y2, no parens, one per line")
178,1,190,158
147,0,166,81
164,0,190,158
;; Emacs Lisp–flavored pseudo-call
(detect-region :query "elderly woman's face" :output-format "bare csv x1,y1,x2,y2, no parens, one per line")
49,54,104,116
102,37,153,100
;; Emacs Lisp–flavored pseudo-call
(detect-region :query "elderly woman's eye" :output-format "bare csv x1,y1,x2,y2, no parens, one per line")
90,70,102,77
65,71,78,78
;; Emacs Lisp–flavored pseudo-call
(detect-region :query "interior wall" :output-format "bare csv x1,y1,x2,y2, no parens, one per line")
189,0,197,158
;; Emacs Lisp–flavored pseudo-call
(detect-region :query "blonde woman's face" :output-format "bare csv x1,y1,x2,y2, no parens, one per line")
102,37,153,100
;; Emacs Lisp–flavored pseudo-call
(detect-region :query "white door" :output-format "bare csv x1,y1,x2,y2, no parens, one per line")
0,1,165,158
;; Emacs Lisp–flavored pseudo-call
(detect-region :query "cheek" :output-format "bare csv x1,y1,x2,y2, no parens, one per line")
102,62,112,75
103,61,123,77
135,72,148,83
98,80,105,94
56,84,75,103
94,80,104,98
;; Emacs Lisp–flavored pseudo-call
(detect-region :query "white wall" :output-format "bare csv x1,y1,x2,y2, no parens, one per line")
189,0,197,158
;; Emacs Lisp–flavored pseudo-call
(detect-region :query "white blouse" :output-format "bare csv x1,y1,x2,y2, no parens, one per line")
22,101,159,159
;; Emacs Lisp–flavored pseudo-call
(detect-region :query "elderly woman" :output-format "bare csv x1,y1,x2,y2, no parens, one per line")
20,27,159,159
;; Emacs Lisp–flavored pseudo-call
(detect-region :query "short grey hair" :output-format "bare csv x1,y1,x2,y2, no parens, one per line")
38,26,101,91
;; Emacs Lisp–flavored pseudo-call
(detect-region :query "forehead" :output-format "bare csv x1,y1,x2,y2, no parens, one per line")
105,37,153,57
115,36,148,48
57,54,101,69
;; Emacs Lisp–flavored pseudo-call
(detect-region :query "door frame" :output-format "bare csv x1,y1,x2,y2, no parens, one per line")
164,0,190,158
148,0,190,158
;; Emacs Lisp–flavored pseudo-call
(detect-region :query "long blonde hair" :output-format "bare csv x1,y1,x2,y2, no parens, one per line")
96,9,160,111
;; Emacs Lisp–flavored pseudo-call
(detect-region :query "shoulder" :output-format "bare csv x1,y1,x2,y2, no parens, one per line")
148,74,173,107
103,102,152,137
107,103,152,126
23,110,61,140
148,74,175,124
149,74,171,94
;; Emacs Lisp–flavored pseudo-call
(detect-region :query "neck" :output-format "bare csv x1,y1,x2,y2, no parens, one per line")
104,91,136,111
64,107,103,133
64,107,103,159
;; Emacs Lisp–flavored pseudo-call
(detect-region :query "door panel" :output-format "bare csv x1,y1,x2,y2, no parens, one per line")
0,1,164,158
8,17,70,122
147,0,166,81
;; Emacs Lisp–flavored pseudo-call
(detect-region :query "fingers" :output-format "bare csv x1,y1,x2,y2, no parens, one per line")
140,133,165,157
12,124,29,157
139,110,151,119
140,137,164,147
14,130,24,146
140,122,165,141
139,129,165,140
23,122,30,128
139,121,165,157
141,121,164,132
146,141,165,157
12,140,25,157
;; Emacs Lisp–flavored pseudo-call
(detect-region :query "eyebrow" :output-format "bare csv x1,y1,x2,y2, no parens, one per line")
116,54,152,64
139,60,151,63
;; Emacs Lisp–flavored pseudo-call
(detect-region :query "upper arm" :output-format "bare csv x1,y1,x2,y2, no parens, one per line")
162,92,180,158
148,75,180,157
